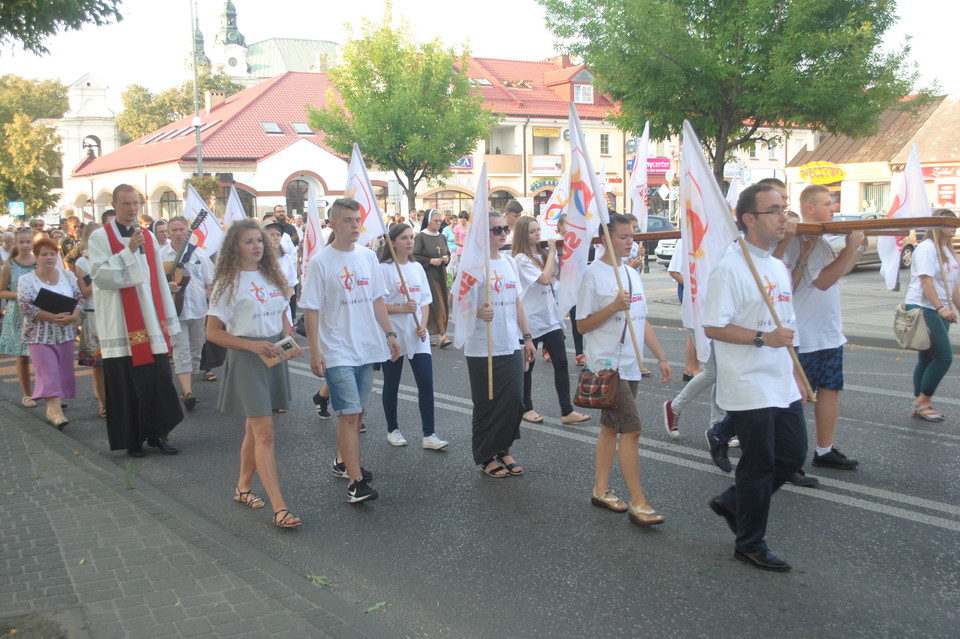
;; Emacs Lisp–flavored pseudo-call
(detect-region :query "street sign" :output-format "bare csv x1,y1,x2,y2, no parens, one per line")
664,170,675,182
8,201,24,217
657,184,670,200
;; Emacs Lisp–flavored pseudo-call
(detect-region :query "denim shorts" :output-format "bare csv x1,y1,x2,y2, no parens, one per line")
325,364,374,416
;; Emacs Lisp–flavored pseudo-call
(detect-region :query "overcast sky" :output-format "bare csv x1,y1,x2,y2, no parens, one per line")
2,0,954,112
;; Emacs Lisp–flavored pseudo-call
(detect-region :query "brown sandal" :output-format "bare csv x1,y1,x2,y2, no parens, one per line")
591,489,627,513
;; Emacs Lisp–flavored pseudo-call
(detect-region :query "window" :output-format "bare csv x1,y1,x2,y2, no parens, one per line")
749,143,758,159
600,133,610,156
291,122,313,135
82,135,101,158
421,190,474,216
862,183,890,213
768,142,777,160
159,191,181,218
260,121,283,135
472,78,492,86
573,84,594,104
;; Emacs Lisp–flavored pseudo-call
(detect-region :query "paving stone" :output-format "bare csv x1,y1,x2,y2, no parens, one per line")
175,618,213,637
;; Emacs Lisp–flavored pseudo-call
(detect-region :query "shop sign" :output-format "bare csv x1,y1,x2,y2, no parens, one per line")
533,127,560,138
922,165,960,179
529,178,559,192
938,184,957,207
647,157,671,173
607,177,623,184
450,156,473,171
531,155,562,175
799,161,846,184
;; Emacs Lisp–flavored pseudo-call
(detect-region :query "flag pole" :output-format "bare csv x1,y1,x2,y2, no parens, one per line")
735,237,816,402
382,231,418,327
485,261,493,400
599,220,645,367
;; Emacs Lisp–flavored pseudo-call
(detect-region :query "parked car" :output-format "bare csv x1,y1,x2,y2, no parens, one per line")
643,215,675,263
654,237,677,266
832,213,916,269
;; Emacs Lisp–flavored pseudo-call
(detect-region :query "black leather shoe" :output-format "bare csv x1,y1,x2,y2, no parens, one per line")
709,496,737,534
787,469,819,487
147,437,179,455
734,549,791,572
812,446,859,470
705,428,732,473
128,445,145,458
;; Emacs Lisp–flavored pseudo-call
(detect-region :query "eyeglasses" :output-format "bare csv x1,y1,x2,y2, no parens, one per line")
750,207,788,216
490,225,509,235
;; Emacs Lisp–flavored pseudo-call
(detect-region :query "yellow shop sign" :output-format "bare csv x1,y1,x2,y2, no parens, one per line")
799,162,847,184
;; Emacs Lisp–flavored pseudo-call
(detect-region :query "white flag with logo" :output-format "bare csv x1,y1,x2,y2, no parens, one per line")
539,168,570,242
452,164,491,349
222,186,246,230
879,144,930,290
345,143,387,247
557,102,606,318
680,120,740,362
183,184,224,254
302,183,325,277
725,172,742,210
628,121,650,232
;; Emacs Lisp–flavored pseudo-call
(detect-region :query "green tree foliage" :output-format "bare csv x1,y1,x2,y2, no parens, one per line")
116,72,244,141
0,75,68,214
307,6,499,212
0,0,122,55
538,0,926,184
0,114,62,214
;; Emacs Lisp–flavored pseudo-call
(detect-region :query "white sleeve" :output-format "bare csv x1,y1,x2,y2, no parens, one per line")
299,259,324,310
702,264,742,328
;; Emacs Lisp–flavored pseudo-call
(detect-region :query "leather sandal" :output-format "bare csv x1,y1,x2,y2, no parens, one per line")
234,487,265,509
591,489,627,513
522,410,544,424
628,502,665,527
494,451,523,475
22,396,36,408
273,509,302,528
480,459,509,478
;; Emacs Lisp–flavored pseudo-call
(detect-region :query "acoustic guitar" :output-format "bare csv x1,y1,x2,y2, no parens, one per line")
162,211,207,316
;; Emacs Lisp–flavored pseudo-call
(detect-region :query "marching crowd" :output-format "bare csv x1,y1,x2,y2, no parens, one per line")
1,180,956,572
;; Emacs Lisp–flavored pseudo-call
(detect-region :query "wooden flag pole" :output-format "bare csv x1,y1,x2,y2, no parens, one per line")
382,232,419,328
599,220,645,368
736,237,816,402
485,262,493,400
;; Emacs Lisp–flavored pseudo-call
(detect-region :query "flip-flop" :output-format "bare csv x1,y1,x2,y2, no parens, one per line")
439,338,453,348
522,410,544,424
912,405,944,422
480,460,509,478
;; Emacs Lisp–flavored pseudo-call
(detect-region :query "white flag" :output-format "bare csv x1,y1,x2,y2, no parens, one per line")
628,121,650,232
539,168,570,241
879,144,930,290
680,120,740,363
725,172,742,210
556,102,606,318
222,186,246,230
183,184,224,254
345,143,387,247
302,183,325,276
452,164,490,349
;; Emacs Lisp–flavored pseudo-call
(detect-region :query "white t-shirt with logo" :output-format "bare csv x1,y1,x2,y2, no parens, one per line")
300,245,390,368
783,236,846,352
514,252,563,338
208,270,288,338
463,254,523,357
702,243,800,411
576,260,647,382
905,238,960,309
380,260,432,359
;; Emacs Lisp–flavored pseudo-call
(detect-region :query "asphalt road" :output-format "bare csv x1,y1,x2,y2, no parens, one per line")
2,300,958,638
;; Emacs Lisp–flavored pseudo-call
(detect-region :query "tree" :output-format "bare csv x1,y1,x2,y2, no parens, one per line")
0,74,68,123
0,113,62,214
0,0,122,55
307,7,499,212
538,0,927,185
116,72,244,140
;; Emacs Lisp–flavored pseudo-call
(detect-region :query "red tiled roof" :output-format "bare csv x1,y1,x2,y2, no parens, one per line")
74,72,342,177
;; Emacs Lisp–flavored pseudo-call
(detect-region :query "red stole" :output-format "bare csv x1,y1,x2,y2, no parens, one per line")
105,222,171,366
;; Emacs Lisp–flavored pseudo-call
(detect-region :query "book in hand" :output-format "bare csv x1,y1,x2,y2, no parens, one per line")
34,288,78,315
258,336,302,368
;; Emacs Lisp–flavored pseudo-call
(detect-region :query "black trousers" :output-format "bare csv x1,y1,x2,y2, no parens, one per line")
522,328,574,416
103,353,183,450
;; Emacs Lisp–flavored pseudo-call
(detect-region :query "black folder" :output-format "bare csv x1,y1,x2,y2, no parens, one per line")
34,288,77,314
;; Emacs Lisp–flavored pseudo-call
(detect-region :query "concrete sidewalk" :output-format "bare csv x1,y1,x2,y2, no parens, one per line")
0,401,401,639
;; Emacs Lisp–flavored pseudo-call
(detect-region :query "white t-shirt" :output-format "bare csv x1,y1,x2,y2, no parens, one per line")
74,255,95,310
905,238,960,309
576,260,647,381
667,237,684,275
159,244,215,321
380,260,432,359
278,250,298,288
463,254,522,357
783,236,846,352
300,245,390,368
514,252,563,338
702,242,800,411
208,270,288,338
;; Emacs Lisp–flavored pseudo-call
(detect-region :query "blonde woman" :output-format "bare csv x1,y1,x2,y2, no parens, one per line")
74,223,107,417
0,229,37,406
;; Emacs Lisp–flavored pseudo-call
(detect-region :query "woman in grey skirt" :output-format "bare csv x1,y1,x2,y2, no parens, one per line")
206,219,301,528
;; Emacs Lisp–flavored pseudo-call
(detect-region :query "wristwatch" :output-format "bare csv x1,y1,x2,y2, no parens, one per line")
753,331,764,348
384,331,397,339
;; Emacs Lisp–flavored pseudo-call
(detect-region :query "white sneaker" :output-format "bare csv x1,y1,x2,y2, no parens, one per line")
386,430,407,447
422,434,449,450
728,436,740,449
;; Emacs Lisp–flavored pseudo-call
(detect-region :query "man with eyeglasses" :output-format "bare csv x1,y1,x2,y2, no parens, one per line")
782,184,863,479
702,183,806,572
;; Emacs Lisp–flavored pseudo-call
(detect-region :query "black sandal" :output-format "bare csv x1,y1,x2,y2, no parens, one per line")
480,459,509,478
273,509,302,528
233,488,265,509
494,451,524,476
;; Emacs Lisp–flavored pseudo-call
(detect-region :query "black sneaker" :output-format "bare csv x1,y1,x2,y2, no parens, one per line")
332,459,373,482
812,446,859,470
312,392,331,419
347,478,378,503
787,469,819,488
705,428,732,473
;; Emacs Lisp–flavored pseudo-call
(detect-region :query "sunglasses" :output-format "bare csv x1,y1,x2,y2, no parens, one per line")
490,225,509,235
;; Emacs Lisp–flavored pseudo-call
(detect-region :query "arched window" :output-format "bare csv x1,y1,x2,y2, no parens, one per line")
489,190,514,213
159,191,181,218
82,135,102,158
421,190,473,216
285,179,309,217
533,190,553,218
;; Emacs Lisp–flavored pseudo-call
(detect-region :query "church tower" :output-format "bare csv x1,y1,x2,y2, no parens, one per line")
186,13,211,71
210,0,249,79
